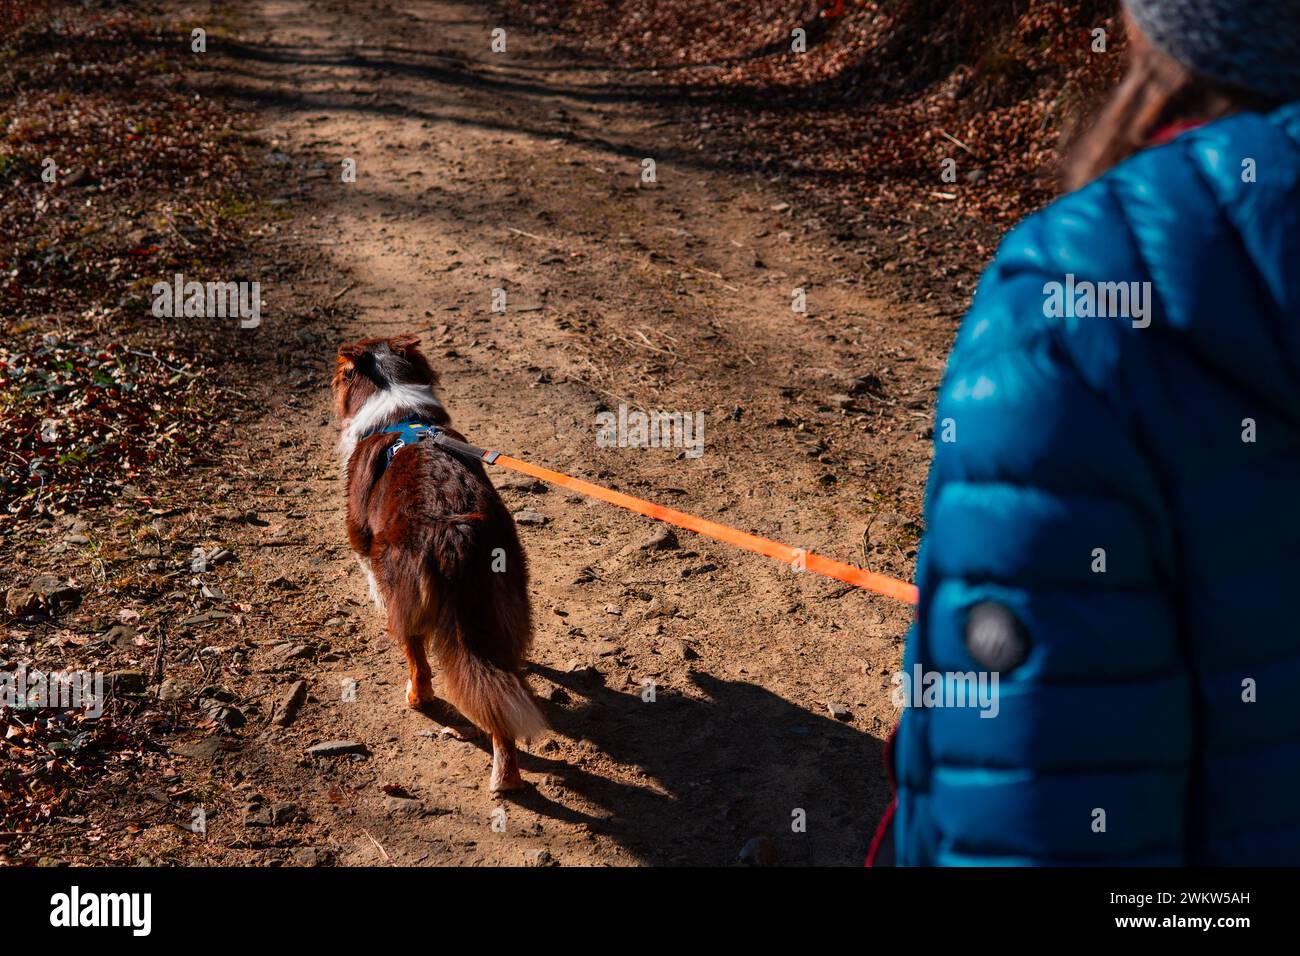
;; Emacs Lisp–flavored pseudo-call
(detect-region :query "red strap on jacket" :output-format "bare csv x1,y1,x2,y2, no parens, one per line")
865,725,899,866
1150,119,1209,146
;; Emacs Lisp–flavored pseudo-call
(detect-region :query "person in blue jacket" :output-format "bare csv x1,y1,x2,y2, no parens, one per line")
875,1,1300,865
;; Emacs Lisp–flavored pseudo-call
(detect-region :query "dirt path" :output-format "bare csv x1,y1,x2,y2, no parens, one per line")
166,0,952,866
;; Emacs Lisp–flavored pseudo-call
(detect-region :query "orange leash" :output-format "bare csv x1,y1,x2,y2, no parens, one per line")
491,452,919,606
428,431,917,604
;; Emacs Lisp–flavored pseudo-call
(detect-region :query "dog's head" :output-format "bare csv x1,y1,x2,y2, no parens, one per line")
332,333,441,422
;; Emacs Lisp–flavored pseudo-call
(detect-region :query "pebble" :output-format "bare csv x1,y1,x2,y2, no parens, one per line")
245,800,303,827
305,740,369,758
157,678,187,702
564,659,594,677
30,575,82,608
623,526,678,554
680,563,717,579
384,796,428,816
642,597,676,619
199,698,246,728
514,509,548,526
243,804,274,827
4,589,40,617
273,680,309,727
206,548,236,567
172,738,223,760
271,802,305,825
101,624,136,648
291,847,331,867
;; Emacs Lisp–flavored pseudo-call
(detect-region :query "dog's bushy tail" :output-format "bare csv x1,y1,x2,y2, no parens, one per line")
440,644,548,742
430,550,547,743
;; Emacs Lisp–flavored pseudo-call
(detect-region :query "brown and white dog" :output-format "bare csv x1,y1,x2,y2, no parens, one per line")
332,333,546,791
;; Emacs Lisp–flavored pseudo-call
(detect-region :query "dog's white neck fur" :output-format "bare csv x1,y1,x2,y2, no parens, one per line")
338,383,444,469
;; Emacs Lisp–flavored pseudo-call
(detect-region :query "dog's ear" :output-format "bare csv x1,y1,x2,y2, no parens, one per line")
336,342,366,380
389,333,420,356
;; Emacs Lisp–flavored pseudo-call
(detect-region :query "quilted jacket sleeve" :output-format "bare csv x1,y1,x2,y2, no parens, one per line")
894,185,1195,865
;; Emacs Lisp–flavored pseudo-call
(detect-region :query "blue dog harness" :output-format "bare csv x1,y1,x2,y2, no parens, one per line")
366,415,497,470
378,415,442,465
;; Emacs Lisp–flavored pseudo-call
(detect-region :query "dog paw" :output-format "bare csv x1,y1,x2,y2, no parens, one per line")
437,723,481,741
490,771,528,793
405,679,436,710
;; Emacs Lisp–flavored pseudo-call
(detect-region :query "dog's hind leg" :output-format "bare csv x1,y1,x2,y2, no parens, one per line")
356,555,385,611
491,735,525,792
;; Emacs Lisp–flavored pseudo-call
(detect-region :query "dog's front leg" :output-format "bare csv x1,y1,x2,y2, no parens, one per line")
397,632,436,710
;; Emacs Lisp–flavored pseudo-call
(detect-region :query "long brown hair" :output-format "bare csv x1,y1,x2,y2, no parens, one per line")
1064,14,1285,191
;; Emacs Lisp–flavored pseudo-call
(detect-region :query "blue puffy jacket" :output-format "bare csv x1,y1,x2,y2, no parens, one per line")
893,102,1300,866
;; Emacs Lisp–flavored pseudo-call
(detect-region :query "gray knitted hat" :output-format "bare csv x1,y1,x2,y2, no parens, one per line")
1123,0,1300,100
